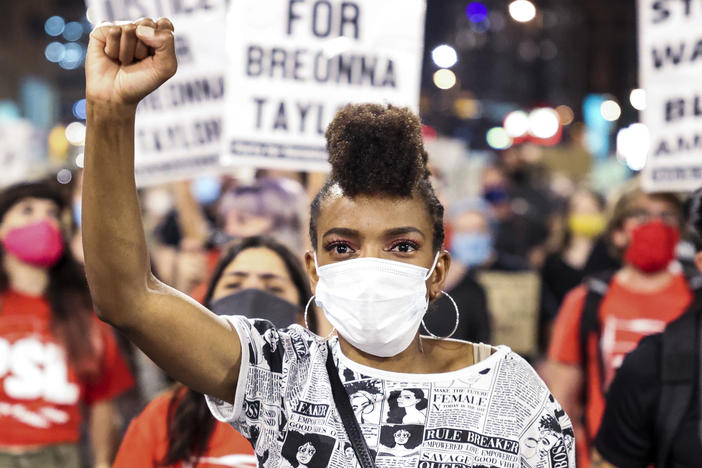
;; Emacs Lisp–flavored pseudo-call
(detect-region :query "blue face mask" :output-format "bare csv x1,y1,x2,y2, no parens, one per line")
450,232,493,267
191,176,222,204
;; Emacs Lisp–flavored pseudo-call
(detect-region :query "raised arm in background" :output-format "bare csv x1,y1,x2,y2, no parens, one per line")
82,18,240,403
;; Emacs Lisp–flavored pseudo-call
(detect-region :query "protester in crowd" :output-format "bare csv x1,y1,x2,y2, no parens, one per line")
114,235,313,468
544,187,691,467
592,187,702,468
422,198,491,344
481,164,550,269
0,182,134,468
82,20,575,467
541,188,607,325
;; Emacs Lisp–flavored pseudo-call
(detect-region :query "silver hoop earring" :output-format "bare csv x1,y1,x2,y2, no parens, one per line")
304,295,336,340
421,291,459,339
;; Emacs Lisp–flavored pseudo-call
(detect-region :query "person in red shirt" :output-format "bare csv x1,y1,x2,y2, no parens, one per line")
0,182,134,468
544,188,690,467
114,235,314,468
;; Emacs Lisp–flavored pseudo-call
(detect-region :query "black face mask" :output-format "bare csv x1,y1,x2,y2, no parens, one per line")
209,288,300,328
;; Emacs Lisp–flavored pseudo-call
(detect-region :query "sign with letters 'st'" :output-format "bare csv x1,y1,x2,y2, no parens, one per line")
222,0,426,172
85,0,228,186
639,0,702,192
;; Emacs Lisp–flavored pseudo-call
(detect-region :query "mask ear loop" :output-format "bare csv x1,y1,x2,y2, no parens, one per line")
421,291,460,339
304,294,336,340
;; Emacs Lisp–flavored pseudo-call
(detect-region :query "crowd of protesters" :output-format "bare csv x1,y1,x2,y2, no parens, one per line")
2,133,700,467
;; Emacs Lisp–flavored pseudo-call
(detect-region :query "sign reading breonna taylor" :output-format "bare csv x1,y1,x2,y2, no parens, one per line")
85,0,228,186
223,0,426,172
639,0,702,192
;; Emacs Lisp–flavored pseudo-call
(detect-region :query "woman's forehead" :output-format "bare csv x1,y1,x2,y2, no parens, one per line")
317,193,433,235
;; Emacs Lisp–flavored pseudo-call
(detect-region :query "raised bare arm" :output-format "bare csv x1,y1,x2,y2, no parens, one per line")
82,18,240,402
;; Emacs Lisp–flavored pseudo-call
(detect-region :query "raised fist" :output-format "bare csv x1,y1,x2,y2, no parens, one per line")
86,18,177,106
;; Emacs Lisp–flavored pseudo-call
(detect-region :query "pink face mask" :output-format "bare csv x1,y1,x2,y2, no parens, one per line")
2,220,64,268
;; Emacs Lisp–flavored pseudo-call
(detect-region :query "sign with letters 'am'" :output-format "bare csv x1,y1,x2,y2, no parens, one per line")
639,0,702,192
86,0,228,186
222,0,426,172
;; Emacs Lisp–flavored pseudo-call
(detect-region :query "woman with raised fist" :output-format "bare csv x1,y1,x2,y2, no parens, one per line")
83,19,575,467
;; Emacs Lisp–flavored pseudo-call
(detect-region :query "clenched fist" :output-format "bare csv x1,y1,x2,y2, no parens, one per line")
86,18,177,106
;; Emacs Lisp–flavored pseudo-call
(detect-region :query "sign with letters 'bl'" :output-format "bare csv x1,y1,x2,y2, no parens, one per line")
639,0,702,192
222,0,427,172
85,0,228,186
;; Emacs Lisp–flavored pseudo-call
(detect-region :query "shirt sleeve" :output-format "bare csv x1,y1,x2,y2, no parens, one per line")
83,321,136,405
595,334,661,467
113,392,172,468
205,316,314,441
547,285,587,365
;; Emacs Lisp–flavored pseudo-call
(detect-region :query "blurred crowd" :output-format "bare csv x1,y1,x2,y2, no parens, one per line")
1,139,700,468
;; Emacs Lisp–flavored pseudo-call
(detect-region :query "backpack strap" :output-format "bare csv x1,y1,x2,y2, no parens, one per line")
655,290,702,468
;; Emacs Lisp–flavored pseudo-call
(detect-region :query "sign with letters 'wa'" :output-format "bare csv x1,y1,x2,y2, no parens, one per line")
639,0,702,192
222,0,427,172
86,0,228,186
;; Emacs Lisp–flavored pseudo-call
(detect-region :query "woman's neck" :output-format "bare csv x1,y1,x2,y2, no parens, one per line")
337,333,473,374
562,236,593,270
3,254,49,296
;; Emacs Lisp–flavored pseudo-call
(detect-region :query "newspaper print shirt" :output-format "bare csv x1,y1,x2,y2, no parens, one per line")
206,317,575,468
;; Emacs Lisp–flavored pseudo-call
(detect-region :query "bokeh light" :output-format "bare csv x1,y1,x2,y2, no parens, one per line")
555,105,574,125
503,110,529,138
433,69,457,89
44,16,65,36
59,43,85,70
616,123,650,171
528,108,560,139
466,2,488,23
63,21,83,41
72,99,87,120
600,100,622,121
44,42,66,63
509,0,536,23
57,169,73,185
432,44,458,68
486,127,513,150
629,88,646,111
65,121,86,145
75,153,85,168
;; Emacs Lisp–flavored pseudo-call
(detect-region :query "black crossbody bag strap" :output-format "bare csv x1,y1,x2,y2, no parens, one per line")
325,344,376,468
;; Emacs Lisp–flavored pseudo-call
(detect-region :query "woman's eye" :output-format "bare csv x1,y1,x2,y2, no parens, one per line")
226,283,242,290
390,241,419,253
324,241,355,256
21,205,33,215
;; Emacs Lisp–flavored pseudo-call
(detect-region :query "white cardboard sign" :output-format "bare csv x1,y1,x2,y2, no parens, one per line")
639,0,702,192
222,0,426,172
85,0,228,186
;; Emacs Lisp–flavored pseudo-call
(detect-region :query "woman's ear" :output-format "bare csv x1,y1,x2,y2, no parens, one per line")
304,250,319,292
428,250,451,299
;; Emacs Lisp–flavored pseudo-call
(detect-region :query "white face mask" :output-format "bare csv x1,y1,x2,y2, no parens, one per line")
313,252,440,357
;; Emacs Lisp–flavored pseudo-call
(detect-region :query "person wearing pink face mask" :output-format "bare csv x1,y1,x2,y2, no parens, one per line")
0,182,135,468
543,188,692,468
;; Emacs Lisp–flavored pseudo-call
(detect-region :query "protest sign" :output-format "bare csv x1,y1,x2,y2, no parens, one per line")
639,0,702,192
0,120,43,188
222,0,426,172
476,271,540,358
85,0,228,186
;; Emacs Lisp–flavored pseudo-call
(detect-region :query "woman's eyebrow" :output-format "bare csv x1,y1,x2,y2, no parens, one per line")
322,227,360,238
383,226,425,238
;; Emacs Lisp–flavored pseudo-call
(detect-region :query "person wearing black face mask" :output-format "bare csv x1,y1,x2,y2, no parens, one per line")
113,236,314,468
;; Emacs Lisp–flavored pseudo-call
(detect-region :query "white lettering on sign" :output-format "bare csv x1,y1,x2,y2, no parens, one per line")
639,0,702,192
0,338,80,405
223,0,426,172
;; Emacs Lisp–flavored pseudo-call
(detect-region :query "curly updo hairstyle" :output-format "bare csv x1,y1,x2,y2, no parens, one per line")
310,104,444,251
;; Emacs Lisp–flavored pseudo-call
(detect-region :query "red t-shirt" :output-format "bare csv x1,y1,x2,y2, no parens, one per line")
548,273,692,442
0,290,135,446
114,387,257,468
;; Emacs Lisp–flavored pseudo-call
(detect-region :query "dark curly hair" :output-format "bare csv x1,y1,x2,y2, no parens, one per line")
309,104,444,251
